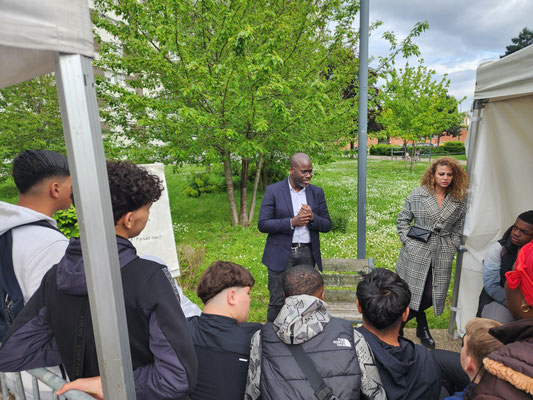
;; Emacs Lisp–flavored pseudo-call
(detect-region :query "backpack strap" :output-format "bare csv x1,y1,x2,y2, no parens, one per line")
0,220,63,340
286,343,338,400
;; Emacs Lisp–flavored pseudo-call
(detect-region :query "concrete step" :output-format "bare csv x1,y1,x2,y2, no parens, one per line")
323,274,360,287
326,301,361,322
324,288,357,302
322,258,369,273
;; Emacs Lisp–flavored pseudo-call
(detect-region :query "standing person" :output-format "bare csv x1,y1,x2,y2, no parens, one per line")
0,149,72,400
258,153,331,322
0,161,198,400
187,261,262,400
396,157,468,348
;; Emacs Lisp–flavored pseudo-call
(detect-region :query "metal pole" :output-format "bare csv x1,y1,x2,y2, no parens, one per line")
447,99,485,338
55,53,136,399
357,0,369,259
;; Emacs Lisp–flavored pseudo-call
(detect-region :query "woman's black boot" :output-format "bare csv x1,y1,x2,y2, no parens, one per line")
416,312,435,349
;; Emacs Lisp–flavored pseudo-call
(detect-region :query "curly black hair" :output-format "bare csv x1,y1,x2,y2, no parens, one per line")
107,161,164,224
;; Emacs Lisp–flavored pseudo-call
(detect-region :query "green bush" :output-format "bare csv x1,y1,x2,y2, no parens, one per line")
330,212,349,233
369,144,403,156
54,206,79,238
441,141,465,154
183,172,225,197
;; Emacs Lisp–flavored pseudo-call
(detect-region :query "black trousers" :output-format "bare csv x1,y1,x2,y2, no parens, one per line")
408,266,433,326
267,245,315,322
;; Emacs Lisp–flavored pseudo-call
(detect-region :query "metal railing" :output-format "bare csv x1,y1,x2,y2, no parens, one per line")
1,370,93,400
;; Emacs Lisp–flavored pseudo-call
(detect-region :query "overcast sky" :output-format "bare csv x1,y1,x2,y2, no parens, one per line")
365,0,533,112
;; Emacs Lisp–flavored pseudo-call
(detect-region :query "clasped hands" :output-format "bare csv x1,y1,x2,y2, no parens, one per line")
291,204,314,227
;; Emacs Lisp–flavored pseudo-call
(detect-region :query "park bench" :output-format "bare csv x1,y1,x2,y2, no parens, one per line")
322,258,374,322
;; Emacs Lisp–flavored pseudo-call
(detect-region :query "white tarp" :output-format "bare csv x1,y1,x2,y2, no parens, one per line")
456,45,533,333
0,0,95,89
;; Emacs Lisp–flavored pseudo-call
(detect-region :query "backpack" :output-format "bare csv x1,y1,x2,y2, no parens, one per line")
0,220,62,341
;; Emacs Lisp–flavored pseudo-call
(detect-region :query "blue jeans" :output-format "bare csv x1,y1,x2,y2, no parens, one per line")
266,245,315,322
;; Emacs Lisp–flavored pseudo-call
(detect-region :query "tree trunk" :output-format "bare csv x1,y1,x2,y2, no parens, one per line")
248,154,264,224
239,158,249,227
223,156,239,226
410,142,417,171
403,139,408,170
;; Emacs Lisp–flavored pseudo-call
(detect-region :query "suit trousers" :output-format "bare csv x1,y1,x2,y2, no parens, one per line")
266,245,315,322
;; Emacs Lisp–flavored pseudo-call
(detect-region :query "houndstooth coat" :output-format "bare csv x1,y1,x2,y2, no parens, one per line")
395,186,466,316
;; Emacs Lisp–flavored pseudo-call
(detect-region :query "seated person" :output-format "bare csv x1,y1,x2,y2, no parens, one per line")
186,260,262,400
471,239,533,399
0,161,198,400
477,210,533,322
442,318,503,399
245,265,386,400
356,268,441,400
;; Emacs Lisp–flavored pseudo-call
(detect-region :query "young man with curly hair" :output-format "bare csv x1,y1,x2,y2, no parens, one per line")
0,161,198,400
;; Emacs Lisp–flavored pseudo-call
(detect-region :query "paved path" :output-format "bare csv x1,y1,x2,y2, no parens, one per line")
403,328,462,353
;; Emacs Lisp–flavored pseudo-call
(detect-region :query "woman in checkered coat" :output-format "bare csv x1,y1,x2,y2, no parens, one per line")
396,157,468,349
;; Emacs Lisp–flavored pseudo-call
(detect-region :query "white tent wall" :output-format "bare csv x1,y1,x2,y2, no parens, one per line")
455,45,533,334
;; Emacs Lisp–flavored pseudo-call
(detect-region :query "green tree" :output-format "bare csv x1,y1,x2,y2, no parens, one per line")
0,74,65,180
93,0,427,226
501,27,533,57
378,62,461,170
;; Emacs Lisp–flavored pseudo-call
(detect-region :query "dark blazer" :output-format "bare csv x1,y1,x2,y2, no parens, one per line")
258,179,331,272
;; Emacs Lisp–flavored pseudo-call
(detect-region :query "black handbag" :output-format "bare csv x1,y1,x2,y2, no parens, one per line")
407,226,432,242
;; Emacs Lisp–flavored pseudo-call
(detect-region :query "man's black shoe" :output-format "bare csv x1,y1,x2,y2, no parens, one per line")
416,325,435,349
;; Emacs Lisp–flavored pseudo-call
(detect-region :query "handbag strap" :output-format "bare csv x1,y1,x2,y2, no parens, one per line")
286,343,338,400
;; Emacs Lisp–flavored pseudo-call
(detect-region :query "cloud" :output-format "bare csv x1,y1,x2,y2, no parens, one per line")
363,0,533,107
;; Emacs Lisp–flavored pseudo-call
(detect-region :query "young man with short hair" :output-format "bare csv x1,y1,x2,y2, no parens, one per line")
0,150,71,310
245,265,386,400
0,161,198,400
356,268,441,400
187,260,262,400
443,318,503,399
0,149,71,399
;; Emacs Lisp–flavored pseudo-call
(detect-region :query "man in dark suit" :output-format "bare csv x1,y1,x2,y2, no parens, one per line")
258,153,331,322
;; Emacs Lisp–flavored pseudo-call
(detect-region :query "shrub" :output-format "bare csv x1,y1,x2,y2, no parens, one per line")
441,141,465,154
54,206,79,238
183,172,225,197
369,144,403,156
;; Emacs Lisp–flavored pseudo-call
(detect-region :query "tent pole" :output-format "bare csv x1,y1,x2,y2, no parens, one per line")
357,0,369,259
447,99,486,339
55,53,136,399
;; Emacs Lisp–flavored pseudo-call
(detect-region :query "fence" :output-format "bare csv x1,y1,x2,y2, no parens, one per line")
0,370,93,400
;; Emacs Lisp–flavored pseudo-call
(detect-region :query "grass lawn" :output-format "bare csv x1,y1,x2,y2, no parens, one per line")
0,157,463,328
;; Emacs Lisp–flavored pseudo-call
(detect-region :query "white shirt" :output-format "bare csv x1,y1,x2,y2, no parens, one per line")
288,178,311,243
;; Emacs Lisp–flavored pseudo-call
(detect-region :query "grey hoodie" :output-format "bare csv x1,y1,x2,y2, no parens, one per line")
0,201,68,302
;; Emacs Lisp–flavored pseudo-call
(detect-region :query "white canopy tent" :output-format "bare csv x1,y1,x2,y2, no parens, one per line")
451,45,533,335
1,0,136,398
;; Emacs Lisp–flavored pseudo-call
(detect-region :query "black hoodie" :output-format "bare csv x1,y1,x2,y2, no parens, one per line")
357,326,440,400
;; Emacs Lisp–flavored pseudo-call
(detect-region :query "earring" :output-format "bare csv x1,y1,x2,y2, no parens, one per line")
520,302,530,313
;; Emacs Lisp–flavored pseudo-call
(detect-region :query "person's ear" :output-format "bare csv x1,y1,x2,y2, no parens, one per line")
318,288,325,301
401,306,410,322
117,212,134,230
356,299,362,313
227,288,237,306
50,181,61,199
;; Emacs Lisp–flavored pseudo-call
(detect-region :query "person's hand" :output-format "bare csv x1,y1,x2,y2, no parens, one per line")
299,204,314,222
291,213,310,227
56,376,103,400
